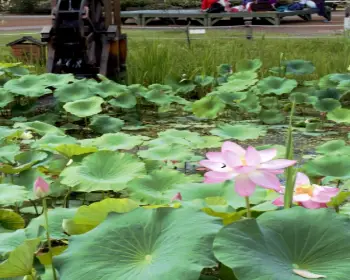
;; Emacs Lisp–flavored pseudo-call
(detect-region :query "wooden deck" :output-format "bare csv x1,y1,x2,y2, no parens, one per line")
120,8,329,26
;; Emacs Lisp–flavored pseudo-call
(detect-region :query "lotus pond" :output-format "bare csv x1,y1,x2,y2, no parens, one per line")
0,58,350,280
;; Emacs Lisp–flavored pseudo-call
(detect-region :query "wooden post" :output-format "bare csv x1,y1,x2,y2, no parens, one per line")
245,20,253,40
114,0,121,33
345,5,350,37
186,24,191,48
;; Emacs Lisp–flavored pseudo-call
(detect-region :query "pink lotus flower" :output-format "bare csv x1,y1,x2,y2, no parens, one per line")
200,141,296,197
273,172,339,209
34,177,50,198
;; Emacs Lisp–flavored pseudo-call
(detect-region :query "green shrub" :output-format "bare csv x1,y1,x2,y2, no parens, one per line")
8,0,38,13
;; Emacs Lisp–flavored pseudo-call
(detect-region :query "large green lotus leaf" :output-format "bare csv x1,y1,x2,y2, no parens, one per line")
0,184,29,206
176,182,274,209
60,151,146,192
128,169,201,204
192,96,226,119
236,59,262,72
33,134,77,149
94,80,127,98
127,84,147,96
210,124,266,140
319,73,350,89
284,60,315,75
194,136,223,149
289,92,309,104
39,73,75,88
217,81,255,93
15,150,48,165
62,198,139,235
259,109,285,124
141,84,173,105
63,96,104,118
138,144,195,161
0,238,40,278
54,144,97,158
327,108,350,123
237,91,261,113
147,129,204,148
337,80,350,92
258,77,297,95
54,79,96,102
313,88,342,100
0,144,20,163
260,96,279,108
302,155,350,177
194,75,215,87
313,98,341,112
315,140,350,155
0,229,27,256
0,210,25,231
4,75,50,97
89,114,124,134
108,91,137,109
14,121,65,136
214,207,350,280
25,208,76,240
92,133,144,151
213,91,247,104
55,207,221,280
0,127,23,141
0,88,14,108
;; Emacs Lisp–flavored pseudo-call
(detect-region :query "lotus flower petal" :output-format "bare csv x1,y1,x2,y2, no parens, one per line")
200,160,227,172
295,172,310,186
245,146,261,166
204,171,234,183
260,159,296,170
300,200,323,209
234,175,256,197
248,171,281,191
272,196,284,206
221,141,245,156
258,148,277,163
206,152,225,162
293,194,311,202
222,150,242,168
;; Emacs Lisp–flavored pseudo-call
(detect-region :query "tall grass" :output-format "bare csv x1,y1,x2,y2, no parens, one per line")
1,30,350,84
127,36,350,84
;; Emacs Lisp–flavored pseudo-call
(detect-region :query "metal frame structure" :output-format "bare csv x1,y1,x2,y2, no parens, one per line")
41,0,127,82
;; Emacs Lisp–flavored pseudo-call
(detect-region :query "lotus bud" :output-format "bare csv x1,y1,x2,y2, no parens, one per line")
34,177,50,198
171,192,182,201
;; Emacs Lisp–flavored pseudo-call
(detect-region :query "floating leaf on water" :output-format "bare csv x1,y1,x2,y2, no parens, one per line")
138,144,194,161
314,98,341,112
210,123,267,140
303,155,350,177
39,73,75,88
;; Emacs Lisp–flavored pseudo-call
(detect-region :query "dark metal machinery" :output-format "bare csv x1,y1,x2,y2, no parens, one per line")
41,0,127,82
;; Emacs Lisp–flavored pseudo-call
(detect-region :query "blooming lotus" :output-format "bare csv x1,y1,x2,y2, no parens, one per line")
34,176,50,198
200,141,296,197
273,172,339,209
